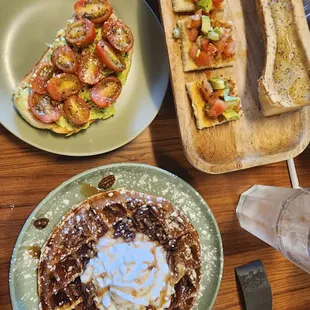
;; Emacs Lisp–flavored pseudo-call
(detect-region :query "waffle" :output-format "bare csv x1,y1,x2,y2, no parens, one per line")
38,189,202,310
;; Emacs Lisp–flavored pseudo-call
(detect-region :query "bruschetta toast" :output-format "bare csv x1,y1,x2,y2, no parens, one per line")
177,14,235,72
187,77,242,128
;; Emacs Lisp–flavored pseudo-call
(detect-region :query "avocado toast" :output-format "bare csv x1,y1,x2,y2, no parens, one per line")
13,1,133,136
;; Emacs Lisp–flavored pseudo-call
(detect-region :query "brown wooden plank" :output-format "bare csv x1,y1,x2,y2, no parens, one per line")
1,87,310,309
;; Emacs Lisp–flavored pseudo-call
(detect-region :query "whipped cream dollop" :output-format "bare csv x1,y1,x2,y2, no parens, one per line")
81,232,175,310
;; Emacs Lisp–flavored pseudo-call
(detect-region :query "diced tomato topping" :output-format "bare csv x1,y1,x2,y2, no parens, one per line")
188,14,201,28
200,81,213,101
201,37,209,52
189,45,199,60
194,9,203,16
188,28,199,42
207,99,226,118
213,38,226,54
195,51,213,67
213,0,224,9
214,90,223,97
205,43,218,55
223,40,236,58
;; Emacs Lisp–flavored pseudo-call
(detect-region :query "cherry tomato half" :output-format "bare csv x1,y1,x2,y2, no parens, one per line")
52,46,78,73
29,62,56,95
65,19,96,47
96,40,125,72
74,0,113,24
77,52,108,85
90,76,122,108
63,95,90,125
47,73,81,101
103,19,134,52
28,91,62,123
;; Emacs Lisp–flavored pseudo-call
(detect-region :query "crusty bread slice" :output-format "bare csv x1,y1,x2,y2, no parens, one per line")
12,14,133,136
186,79,242,129
256,0,310,116
178,19,235,72
172,0,196,13
172,0,225,13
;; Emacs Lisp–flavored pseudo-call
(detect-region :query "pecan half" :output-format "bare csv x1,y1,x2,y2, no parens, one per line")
98,175,116,190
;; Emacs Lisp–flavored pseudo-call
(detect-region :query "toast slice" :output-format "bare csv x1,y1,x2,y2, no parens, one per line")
172,0,224,13
186,78,242,129
13,13,133,136
178,18,235,72
172,0,196,13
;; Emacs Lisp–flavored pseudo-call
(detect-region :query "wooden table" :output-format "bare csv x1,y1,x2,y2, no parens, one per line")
1,1,310,309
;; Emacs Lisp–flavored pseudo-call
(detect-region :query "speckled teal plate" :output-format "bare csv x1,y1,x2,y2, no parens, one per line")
10,163,223,309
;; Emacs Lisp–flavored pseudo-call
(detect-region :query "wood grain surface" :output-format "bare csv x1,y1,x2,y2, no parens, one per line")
0,1,310,309
159,0,310,174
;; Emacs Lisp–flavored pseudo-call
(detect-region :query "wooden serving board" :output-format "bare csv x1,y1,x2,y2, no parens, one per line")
158,0,310,174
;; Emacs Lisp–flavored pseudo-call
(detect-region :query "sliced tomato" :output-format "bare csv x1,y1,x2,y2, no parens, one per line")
103,19,134,52
65,19,96,47
29,62,56,95
90,76,122,107
64,95,90,125
47,73,81,101
205,43,218,55
78,52,108,85
96,40,125,72
207,99,226,118
52,46,78,73
28,91,62,123
74,0,113,24
188,28,199,42
195,51,214,66
189,45,199,60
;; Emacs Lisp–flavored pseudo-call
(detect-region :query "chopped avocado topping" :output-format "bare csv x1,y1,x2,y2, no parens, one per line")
198,0,213,13
224,95,240,102
117,53,131,85
223,109,240,121
207,31,220,41
79,87,92,102
56,116,90,132
214,27,223,36
209,78,226,90
89,104,115,120
201,16,211,35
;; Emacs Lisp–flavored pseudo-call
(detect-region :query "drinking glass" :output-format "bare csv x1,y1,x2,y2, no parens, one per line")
236,185,310,273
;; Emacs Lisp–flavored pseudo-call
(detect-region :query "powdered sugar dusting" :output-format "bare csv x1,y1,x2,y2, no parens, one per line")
10,164,222,310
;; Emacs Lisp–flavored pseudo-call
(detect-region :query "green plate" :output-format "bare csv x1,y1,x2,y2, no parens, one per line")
10,163,223,309
0,0,168,156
